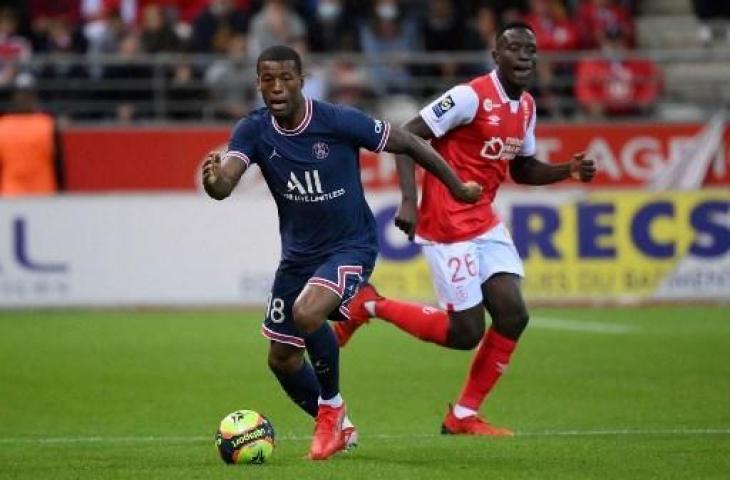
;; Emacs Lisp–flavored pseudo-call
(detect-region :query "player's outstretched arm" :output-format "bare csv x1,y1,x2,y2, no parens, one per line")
392,115,438,239
384,126,482,204
394,154,418,240
510,152,597,186
201,151,247,200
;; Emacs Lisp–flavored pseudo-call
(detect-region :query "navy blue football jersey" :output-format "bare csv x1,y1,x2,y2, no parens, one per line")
226,97,391,262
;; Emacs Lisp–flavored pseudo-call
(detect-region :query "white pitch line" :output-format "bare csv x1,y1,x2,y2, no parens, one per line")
1,428,728,445
531,317,637,335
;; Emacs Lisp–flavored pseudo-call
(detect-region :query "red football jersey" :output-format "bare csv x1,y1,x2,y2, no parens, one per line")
416,71,537,243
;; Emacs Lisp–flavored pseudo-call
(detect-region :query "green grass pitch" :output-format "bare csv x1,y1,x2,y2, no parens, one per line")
1,307,729,479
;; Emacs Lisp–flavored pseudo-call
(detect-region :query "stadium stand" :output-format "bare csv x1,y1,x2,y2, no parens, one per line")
0,0,727,123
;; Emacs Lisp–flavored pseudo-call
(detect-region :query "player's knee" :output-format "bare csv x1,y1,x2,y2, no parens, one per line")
448,318,485,350
267,348,302,375
291,301,322,334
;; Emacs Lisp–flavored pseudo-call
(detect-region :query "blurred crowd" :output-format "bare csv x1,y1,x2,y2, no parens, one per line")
0,0,663,123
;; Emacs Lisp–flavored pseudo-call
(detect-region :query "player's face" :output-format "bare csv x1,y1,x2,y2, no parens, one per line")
257,60,304,120
492,28,537,91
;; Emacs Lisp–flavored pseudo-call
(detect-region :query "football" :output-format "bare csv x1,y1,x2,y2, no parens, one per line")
215,410,275,464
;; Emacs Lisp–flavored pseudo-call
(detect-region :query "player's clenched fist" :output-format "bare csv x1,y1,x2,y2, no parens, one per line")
394,200,418,240
455,180,483,203
569,152,597,182
202,151,222,186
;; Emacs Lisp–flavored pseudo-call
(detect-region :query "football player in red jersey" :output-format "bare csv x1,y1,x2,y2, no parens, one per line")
334,22,596,436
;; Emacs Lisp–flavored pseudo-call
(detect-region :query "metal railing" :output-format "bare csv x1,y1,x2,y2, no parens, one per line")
1,49,728,123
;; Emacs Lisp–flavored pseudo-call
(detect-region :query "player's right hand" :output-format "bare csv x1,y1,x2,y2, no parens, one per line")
202,151,222,187
455,181,483,204
394,200,418,241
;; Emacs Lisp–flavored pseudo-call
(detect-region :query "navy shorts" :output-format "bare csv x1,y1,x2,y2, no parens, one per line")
261,249,375,348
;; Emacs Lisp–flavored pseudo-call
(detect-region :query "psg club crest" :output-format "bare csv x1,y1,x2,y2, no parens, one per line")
312,142,329,159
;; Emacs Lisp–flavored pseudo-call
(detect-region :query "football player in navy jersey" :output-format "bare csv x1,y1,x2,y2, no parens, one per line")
202,45,482,461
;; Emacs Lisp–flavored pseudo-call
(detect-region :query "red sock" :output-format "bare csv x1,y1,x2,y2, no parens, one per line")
374,299,449,346
457,327,517,411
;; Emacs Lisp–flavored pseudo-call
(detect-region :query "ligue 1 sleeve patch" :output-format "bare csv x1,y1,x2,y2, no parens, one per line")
432,95,455,118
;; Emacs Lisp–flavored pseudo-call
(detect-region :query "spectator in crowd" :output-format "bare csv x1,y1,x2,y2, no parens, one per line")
176,0,237,24
464,0,528,19
35,17,88,120
139,3,182,53
575,0,634,49
327,58,374,109
166,57,206,121
523,0,579,117
81,0,137,56
359,0,420,96
575,25,661,118
191,0,249,52
307,0,360,52
101,31,154,122
463,5,499,74
565,0,636,13
247,0,307,57
204,32,255,119
34,16,87,55
0,7,32,88
692,0,730,46
86,0,138,24
0,73,64,196
524,0,578,51
25,0,81,49
82,5,127,62
419,0,473,93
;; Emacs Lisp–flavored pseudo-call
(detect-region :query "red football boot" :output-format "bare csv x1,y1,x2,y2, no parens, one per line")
441,404,514,436
333,283,382,347
308,404,347,460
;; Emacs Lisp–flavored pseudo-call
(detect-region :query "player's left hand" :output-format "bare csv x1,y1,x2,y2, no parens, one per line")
395,200,418,241
569,152,596,182
202,151,222,187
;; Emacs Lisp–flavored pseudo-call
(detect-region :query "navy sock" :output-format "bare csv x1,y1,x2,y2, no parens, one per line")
304,322,340,401
272,360,320,417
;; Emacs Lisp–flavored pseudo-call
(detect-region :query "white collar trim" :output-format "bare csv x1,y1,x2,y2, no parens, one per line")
271,97,312,136
490,70,522,113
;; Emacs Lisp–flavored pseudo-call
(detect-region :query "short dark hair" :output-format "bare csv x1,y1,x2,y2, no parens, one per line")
496,21,535,43
256,45,302,75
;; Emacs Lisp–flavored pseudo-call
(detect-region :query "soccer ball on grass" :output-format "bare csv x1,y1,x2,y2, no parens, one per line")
215,410,275,464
